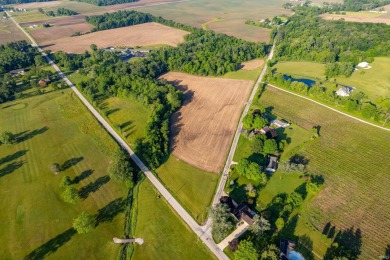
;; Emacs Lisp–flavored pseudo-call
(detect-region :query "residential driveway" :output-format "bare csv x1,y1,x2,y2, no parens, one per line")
217,221,249,250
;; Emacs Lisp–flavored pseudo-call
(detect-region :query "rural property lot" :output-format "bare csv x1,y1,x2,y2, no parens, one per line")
21,16,93,43
260,86,390,259
0,12,27,44
40,22,189,53
320,12,390,25
160,72,252,173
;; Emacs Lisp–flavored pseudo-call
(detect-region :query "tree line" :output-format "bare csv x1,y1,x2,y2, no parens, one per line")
85,10,266,76
71,0,137,6
273,6,390,65
38,7,78,17
323,0,390,12
0,41,38,74
0,0,53,4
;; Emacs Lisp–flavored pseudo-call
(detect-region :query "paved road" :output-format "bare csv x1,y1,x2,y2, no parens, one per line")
266,83,390,132
4,8,228,260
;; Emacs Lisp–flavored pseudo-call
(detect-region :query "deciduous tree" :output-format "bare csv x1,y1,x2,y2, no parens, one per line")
73,211,95,234
234,240,258,260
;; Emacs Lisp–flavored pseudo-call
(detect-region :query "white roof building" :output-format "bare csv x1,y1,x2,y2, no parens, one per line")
357,62,369,68
336,86,355,97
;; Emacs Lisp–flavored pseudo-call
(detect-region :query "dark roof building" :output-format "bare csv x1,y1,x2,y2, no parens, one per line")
232,202,256,225
266,155,279,174
10,68,25,75
280,239,304,260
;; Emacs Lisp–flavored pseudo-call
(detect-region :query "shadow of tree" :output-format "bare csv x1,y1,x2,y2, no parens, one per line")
324,227,362,260
78,175,110,199
385,244,390,258
60,157,84,172
24,228,77,260
106,108,120,116
95,197,126,225
0,161,24,177
0,150,28,166
16,127,49,143
229,183,247,204
71,169,93,184
297,235,315,260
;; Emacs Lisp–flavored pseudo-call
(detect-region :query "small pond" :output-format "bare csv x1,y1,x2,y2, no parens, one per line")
283,75,316,87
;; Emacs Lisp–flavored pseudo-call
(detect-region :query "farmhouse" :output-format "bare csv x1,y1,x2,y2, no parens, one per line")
219,197,256,225
270,119,290,128
260,126,278,139
266,155,279,173
38,78,51,86
336,86,355,97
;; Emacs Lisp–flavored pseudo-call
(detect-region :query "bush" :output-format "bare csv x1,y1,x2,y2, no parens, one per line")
275,217,285,230
60,176,72,188
0,131,15,144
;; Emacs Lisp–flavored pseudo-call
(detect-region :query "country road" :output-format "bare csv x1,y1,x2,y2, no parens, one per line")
3,7,229,260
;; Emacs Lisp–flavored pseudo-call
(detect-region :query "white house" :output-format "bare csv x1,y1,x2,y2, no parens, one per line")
270,119,290,128
336,86,355,97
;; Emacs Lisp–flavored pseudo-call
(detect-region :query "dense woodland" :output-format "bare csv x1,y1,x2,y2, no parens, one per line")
274,7,390,65
0,41,38,74
86,10,266,76
323,0,390,12
0,0,53,4
70,0,137,6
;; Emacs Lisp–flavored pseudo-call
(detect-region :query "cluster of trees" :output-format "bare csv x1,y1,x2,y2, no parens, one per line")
52,46,181,168
243,113,268,130
38,7,77,17
245,17,284,29
0,41,38,74
108,149,134,188
237,158,267,184
59,175,80,204
85,10,266,76
269,191,304,231
252,134,278,155
71,0,137,6
323,0,390,12
209,203,235,243
325,62,354,78
266,72,390,123
273,7,390,64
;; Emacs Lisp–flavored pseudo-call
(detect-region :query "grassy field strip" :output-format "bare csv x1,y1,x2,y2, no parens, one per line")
266,83,390,131
201,18,222,30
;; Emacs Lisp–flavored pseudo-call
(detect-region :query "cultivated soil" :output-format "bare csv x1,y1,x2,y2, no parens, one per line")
40,22,188,53
160,72,253,173
11,1,61,9
21,16,93,43
240,59,264,70
320,13,390,25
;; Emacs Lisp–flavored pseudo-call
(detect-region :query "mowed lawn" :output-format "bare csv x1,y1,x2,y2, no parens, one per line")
132,179,215,260
0,89,128,259
155,155,219,223
259,86,390,258
274,59,390,99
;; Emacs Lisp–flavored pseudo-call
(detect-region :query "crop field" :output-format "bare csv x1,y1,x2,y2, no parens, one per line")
132,179,214,260
155,155,219,223
135,0,291,42
21,16,93,43
259,86,390,258
160,72,253,173
0,89,128,259
0,13,27,44
40,22,189,53
274,59,390,99
320,12,390,25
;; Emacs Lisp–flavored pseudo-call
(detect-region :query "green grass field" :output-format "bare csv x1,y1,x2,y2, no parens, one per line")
155,155,219,223
222,65,262,81
259,86,390,258
0,89,128,259
274,59,390,99
132,179,215,260
136,0,290,42
12,9,50,23
201,17,222,30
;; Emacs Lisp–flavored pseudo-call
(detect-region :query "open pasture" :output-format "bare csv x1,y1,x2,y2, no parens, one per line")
132,179,214,260
0,13,27,44
274,59,390,99
40,22,188,53
135,0,291,42
0,89,127,259
160,72,252,173
320,12,390,25
259,86,390,258
22,16,93,43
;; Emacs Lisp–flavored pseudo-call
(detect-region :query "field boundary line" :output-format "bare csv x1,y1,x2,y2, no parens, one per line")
266,83,390,132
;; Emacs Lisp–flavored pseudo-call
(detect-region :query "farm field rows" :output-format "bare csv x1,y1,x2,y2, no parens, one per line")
40,22,189,53
132,179,215,260
274,59,390,99
0,89,127,259
0,12,27,44
160,72,253,173
135,0,291,42
320,12,390,25
259,86,390,258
